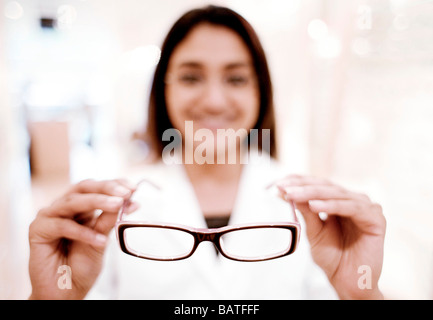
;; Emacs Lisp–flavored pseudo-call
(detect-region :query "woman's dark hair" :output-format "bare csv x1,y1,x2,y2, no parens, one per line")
145,5,277,159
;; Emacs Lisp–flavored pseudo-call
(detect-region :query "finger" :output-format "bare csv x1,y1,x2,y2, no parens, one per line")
43,193,124,218
30,216,108,248
277,175,371,202
93,199,140,235
294,202,332,242
278,184,367,203
123,200,140,214
93,211,118,236
308,199,385,235
66,179,135,198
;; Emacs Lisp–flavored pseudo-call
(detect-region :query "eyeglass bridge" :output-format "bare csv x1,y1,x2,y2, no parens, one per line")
196,231,218,243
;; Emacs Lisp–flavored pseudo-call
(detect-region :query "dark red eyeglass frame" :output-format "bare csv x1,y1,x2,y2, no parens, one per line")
115,180,301,262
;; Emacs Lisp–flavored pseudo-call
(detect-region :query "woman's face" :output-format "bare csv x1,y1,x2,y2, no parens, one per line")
165,23,260,156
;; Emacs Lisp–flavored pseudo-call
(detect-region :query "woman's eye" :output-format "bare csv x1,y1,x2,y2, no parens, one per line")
226,75,249,86
178,74,202,84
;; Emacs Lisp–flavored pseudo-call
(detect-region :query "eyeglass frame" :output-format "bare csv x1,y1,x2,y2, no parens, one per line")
114,180,301,262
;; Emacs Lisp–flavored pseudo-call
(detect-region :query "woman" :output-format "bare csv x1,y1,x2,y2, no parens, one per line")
28,5,386,300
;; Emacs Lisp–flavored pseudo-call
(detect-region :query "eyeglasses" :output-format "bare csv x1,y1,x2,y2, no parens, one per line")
115,180,300,262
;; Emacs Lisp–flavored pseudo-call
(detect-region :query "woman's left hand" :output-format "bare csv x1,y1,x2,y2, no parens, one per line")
277,175,386,300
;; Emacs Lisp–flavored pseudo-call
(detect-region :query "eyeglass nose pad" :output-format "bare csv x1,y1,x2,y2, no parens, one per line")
116,178,162,221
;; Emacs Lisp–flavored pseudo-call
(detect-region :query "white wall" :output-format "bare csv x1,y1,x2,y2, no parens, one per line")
0,0,32,298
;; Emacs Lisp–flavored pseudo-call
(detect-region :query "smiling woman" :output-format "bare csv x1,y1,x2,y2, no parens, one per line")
145,5,277,162
164,24,260,159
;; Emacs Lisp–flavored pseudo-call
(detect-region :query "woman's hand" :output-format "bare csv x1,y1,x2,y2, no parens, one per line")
28,179,137,300
277,175,386,300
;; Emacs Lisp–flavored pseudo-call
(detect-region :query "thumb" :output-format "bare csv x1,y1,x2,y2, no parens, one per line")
295,202,325,242
93,212,118,236
93,200,140,236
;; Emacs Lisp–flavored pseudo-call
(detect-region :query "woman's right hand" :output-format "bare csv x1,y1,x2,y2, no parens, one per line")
28,179,137,300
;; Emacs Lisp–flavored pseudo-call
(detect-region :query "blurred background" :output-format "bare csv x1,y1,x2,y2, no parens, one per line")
1,0,432,299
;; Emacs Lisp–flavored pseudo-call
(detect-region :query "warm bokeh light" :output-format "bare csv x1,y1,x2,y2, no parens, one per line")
4,1,24,20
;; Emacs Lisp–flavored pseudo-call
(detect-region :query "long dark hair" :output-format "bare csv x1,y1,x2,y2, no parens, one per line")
145,5,277,160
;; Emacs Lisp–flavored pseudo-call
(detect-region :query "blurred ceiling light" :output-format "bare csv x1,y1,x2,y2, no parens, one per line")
57,4,77,29
393,14,410,31
308,19,342,59
121,45,161,74
269,0,300,16
314,34,342,59
390,0,409,12
352,37,371,56
307,19,329,40
282,0,300,15
347,112,374,146
230,0,300,29
4,1,23,20
356,5,372,30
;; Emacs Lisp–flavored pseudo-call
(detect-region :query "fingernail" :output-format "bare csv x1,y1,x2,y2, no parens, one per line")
113,186,130,197
308,200,326,208
95,233,108,246
318,212,328,221
123,180,138,190
283,186,304,194
106,196,124,207
124,201,139,213
276,185,286,194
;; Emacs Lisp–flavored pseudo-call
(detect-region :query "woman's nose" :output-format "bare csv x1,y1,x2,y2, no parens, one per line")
200,80,228,113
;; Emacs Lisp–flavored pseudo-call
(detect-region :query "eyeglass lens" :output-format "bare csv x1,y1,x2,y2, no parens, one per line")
220,227,293,261
124,227,195,260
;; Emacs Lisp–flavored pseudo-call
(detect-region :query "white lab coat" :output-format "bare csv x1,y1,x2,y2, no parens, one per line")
87,153,338,299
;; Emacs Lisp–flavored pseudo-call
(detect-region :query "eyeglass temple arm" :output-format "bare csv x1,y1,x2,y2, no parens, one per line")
117,180,299,223
116,178,162,222
266,182,299,224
